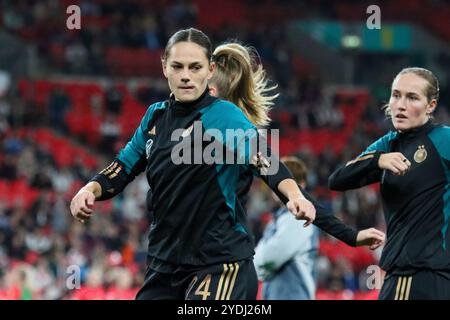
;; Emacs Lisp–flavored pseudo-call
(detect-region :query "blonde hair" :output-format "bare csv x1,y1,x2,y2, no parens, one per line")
210,43,278,127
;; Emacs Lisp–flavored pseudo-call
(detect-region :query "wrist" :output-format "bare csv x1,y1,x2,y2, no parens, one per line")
79,182,101,198
79,188,94,194
374,151,385,170
287,191,305,201
77,188,95,200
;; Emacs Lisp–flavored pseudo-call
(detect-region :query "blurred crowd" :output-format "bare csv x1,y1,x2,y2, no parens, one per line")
1,0,450,300
0,83,150,299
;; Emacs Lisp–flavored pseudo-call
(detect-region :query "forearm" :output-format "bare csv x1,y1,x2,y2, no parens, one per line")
328,151,383,191
257,159,298,204
314,211,358,246
293,187,358,246
90,159,135,200
278,178,305,200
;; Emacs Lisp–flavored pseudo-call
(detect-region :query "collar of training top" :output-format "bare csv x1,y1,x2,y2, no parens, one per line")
167,87,217,116
396,120,436,140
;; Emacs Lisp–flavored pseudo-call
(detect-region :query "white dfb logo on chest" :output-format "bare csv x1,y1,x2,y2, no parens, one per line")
146,138,154,160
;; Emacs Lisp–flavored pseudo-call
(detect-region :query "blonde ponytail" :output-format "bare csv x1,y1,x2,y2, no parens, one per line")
211,43,278,127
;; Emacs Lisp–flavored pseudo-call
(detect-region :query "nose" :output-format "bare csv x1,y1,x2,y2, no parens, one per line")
398,99,407,111
180,68,190,84
395,97,407,111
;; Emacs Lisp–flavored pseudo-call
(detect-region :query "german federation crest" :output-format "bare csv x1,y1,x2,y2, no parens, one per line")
414,145,427,163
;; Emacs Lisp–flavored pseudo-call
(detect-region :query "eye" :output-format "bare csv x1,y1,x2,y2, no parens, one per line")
191,65,202,71
392,92,400,99
171,65,182,70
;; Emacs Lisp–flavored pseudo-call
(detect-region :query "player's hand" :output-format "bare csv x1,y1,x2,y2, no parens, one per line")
356,228,386,250
286,197,316,227
378,152,411,176
70,189,96,224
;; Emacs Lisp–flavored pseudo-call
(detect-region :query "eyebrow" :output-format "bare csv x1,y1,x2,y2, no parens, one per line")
170,61,203,67
392,89,420,96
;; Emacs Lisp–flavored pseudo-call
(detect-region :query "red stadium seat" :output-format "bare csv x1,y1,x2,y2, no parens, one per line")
106,47,163,77
0,180,8,201
196,0,246,30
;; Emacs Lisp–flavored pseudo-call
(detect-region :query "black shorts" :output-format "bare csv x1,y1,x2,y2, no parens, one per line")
135,259,258,300
379,270,450,300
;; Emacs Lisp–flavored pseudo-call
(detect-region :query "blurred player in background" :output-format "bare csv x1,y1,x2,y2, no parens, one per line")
70,28,316,300
254,156,385,300
329,67,450,300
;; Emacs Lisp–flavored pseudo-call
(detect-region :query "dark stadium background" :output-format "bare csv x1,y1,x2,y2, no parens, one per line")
0,0,449,300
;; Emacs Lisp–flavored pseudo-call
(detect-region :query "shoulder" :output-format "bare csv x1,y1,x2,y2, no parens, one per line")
201,99,245,117
430,124,450,137
428,125,450,159
139,101,168,127
363,130,397,154
376,130,397,144
200,99,255,130
146,101,168,118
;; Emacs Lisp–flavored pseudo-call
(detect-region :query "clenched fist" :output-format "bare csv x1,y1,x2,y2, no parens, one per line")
286,197,316,227
70,189,96,224
356,228,386,250
378,152,411,176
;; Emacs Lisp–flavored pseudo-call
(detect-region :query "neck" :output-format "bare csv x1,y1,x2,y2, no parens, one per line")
173,88,208,105
397,118,431,133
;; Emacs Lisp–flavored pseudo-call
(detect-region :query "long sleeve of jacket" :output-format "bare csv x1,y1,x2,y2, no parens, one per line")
90,102,166,200
201,100,294,200
301,188,358,246
328,131,398,191
265,178,358,246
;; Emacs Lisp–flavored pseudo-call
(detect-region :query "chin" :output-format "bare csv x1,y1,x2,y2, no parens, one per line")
177,97,192,102
177,95,194,102
177,92,198,102
393,121,410,132
394,125,410,132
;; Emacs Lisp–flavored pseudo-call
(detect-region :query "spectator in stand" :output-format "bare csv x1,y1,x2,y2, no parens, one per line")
48,87,71,133
99,113,122,156
104,85,124,115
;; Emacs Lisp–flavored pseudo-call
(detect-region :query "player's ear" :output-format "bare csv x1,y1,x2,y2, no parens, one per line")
209,85,217,97
162,59,168,78
207,62,216,80
427,99,437,115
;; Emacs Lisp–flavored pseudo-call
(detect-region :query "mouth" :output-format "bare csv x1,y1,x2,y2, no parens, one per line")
179,86,195,91
395,114,408,120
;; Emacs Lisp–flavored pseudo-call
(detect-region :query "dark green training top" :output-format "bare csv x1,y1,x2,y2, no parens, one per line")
329,121,450,275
